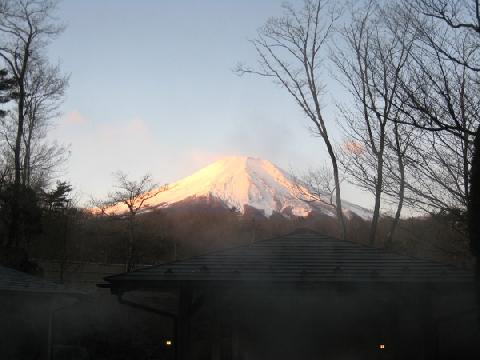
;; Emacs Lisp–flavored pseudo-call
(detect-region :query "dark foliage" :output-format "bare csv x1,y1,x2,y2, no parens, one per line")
42,181,73,213
0,184,43,271
0,68,14,118
0,184,43,244
26,199,473,273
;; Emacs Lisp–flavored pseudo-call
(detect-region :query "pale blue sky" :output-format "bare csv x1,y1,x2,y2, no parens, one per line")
46,0,374,209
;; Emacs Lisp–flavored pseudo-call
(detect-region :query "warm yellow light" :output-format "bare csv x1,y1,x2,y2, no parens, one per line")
379,344,385,350
165,340,173,347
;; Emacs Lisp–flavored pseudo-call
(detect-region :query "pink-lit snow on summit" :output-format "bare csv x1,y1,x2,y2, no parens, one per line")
103,156,370,218
159,156,312,216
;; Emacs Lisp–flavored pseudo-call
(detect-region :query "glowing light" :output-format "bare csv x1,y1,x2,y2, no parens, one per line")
379,344,385,350
164,340,173,347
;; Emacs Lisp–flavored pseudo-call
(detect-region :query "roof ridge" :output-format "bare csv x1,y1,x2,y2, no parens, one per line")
111,231,296,279
284,231,470,271
104,230,474,284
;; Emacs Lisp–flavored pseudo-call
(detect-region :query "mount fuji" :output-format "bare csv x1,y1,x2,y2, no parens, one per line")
103,156,371,219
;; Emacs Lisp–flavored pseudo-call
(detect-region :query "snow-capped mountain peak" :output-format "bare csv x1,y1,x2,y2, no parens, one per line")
102,156,370,218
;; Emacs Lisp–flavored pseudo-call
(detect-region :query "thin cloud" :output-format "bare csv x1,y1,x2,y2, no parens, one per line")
64,110,88,125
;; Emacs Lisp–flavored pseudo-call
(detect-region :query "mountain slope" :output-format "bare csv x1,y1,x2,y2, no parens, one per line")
104,156,370,218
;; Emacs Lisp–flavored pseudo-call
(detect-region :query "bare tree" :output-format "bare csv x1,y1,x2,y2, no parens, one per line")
336,0,479,248
387,0,479,138
289,163,344,218
106,172,168,271
42,180,75,283
1,60,69,190
0,0,65,246
398,131,474,217
333,0,415,244
302,163,338,206
235,0,347,238
387,0,480,303
386,1,480,219
409,0,480,73
382,122,418,245
22,59,68,187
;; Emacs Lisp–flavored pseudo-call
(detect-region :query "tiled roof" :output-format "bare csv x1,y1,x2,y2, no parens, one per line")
105,231,475,286
0,265,82,295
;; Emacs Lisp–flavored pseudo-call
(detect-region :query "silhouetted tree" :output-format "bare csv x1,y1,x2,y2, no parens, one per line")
0,68,14,188
382,122,418,246
21,59,69,188
0,0,66,246
392,0,480,259
469,130,480,276
236,0,347,239
333,0,415,244
0,183,42,269
388,0,480,324
43,180,72,213
301,164,340,206
105,172,168,271
41,180,75,282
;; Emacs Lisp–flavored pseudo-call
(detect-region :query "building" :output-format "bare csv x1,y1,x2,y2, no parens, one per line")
0,264,84,360
102,230,478,360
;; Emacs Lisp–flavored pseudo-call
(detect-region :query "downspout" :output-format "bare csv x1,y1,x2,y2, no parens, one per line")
47,295,84,360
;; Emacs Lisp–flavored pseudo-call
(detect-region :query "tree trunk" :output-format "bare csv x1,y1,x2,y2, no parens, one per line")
386,126,406,247
369,164,383,245
22,118,34,187
463,130,470,206
468,127,480,325
59,213,70,283
310,58,346,239
7,82,26,247
332,159,347,240
14,84,25,188
126,214,135,272
325,140,346,240
7,37,31,248
369,130,386,245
